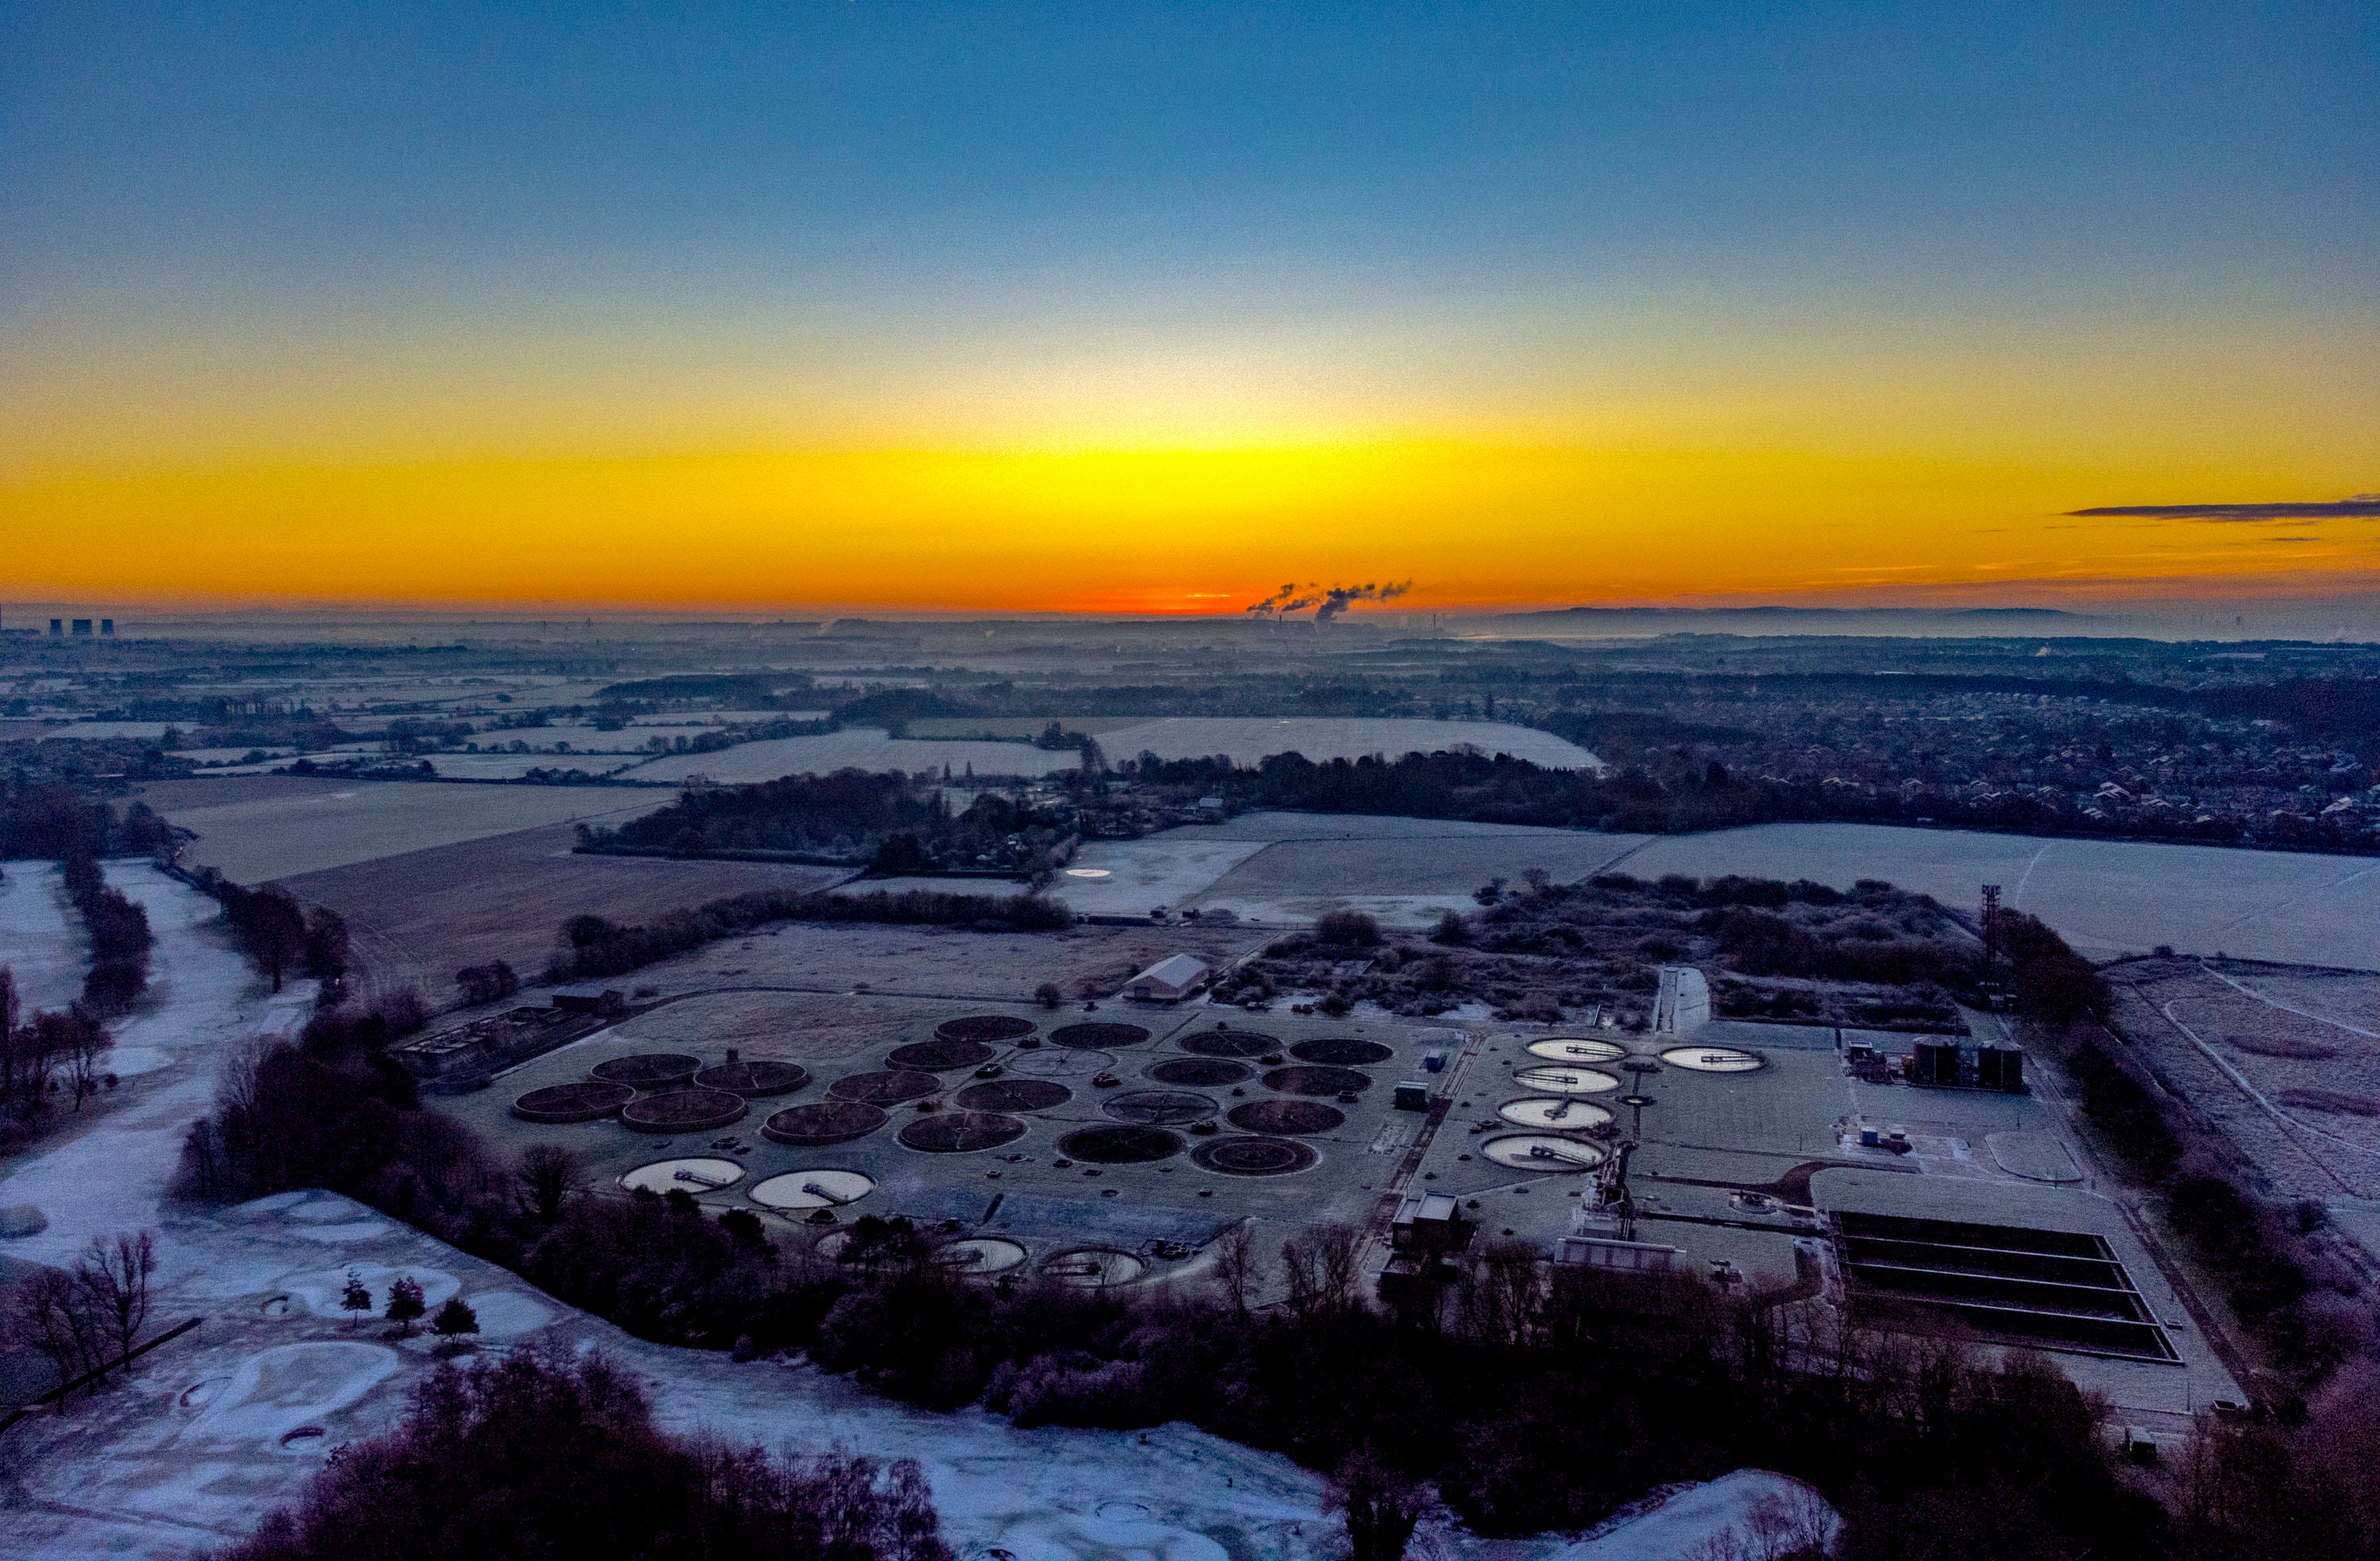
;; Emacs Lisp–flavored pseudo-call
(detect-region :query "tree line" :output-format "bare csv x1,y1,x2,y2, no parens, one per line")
546,885,1069,984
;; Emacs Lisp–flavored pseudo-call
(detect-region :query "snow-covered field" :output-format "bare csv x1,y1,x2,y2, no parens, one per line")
617,727,1088,784
1,859,86,1013
163,782,666,881
1095,718,1600,771
0,868,1831,1560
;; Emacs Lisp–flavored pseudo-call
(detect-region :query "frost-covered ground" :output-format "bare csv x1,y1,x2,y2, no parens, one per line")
0,868,1833,1561
0,859,85,1014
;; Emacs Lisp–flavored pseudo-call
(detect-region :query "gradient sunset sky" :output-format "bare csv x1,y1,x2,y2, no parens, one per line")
4,2,2374,613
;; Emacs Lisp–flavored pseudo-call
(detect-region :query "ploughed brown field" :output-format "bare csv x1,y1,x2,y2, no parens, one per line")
272,821,854,999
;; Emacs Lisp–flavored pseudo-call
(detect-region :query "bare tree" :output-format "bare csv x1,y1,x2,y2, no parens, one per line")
75,1229,157,1370
516,1143,585,1221
11,1267,102,1406
1211,1221,1264,1316
1329,1444,1433,1561
63,1012,112,1110
1281,1222,1363,1321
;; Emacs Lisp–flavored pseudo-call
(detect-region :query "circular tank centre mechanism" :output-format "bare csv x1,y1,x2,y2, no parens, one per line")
1498,1096,1614,1130
1480,1133,1609,1171
1526,1037,1627,1064
1660,1045,1763,1072
620,1156,746,1195
1009,1046,1113,1078
750,1170,875,1210
1511,1064,1621,1095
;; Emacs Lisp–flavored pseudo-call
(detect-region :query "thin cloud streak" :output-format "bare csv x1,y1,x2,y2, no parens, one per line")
2064,495,2380,522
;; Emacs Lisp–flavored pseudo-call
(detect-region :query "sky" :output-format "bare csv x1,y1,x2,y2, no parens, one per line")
3,1,2375,615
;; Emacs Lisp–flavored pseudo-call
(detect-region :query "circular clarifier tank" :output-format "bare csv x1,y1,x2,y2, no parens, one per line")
1059,1125,1184,1163
620,1087,748,1133
1010,1047,1112,1077
1041,1247,1146,1287
762,1101,889,1146
1180,1030,1277,1058
887,1038,996,1072
620,1156,746,1195
1226,1099,1345,1135
931,1237,1029,1275
1149,1057,1251,1087
1511,1064,1620,1095
953,1078,1072,1112
590,1053,702,1088
828,1069,942,1105
1290,1038,1394,1065
692,1060,811,1098
1262,1064,1373,1096
1480,1134,1609,1172
750,1170,875,1210
1660,1045,1764,1072
1499,1096,1615,1130
512,1080,635,1123
1527,1037,1627,1064
1191,1136,1320,1176
935,1014,1038,1044
1050,1022,1152,1049
899,1110,1030,1153
1103,1090,1219,1126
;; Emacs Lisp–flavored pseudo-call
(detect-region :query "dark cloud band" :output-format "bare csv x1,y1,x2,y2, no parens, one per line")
2066,496,2380,522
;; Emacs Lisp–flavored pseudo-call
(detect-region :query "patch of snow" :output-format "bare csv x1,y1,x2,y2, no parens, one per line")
182,1341,403,1448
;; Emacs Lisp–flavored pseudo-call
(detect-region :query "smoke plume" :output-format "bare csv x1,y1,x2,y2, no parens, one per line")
1246,580,1413,620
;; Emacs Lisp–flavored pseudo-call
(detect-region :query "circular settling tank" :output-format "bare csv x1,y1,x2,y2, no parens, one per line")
1226,1099,1345,1135
1290,1038,1394,1066
931,1237,1028,1275
953,1079,1072,1112
1009,1047,1112,1078
692,1060,810,1098
1192,1136,1319,1176
590,1053,702,1088
1058,1125,1184,1164
620,1156,745,1195
1041,1248,1146,1287
887,1038,996,1072
827,1069,942,1105
1661,1045,1764,1073
1103,1090,1219,1126
512,1080,635,1124
1050,1022,1152,1049
750,1170,875,1210
900,1110,1030,1153
1499,1096,1615,1130
1262,1064,1374,1097
1149,1057,1252,1087
762,1101,890,1146
1528,1037,1627,1064
811,1228,854,1261
1512,1064,1621,1095
1180,1030,1277,1058
935,1014,1038,1044
1481,1133,1609,1171
620,1087,748,1133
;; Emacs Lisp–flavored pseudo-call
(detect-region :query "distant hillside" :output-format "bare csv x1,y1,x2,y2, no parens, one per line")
1491,604,2108,637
